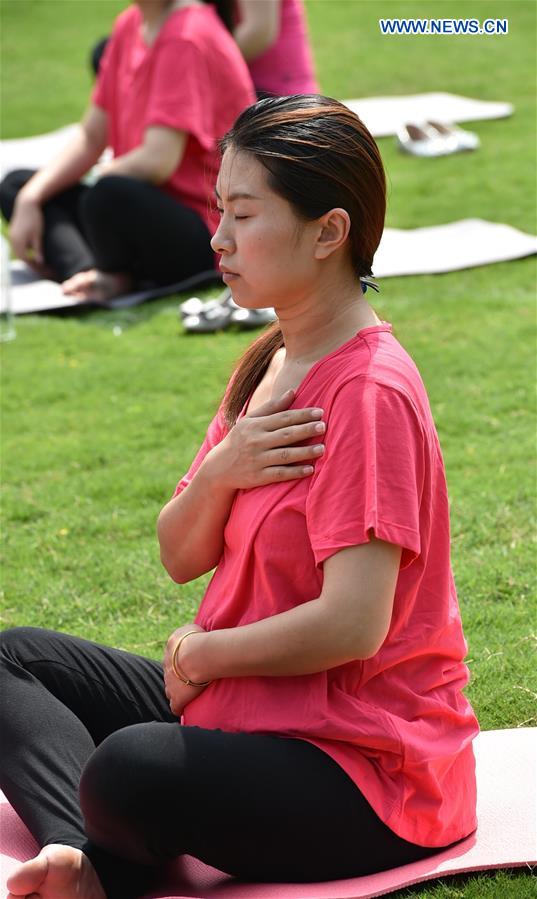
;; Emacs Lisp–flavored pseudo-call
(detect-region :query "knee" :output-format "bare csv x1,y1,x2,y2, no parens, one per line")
80,726,136,856
80,175,135,222
0,169,36,220
0,172,21,222
0,174,13,219
80,722,173,864
0,626,45,664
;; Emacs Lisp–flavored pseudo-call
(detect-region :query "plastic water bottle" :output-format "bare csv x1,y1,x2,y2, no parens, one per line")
0,235,16,342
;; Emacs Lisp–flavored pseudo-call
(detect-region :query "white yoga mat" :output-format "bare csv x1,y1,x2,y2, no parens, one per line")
1,257,219,315
0,125,80,178
343,93,513,137
372,219,537,278
2,219,535,315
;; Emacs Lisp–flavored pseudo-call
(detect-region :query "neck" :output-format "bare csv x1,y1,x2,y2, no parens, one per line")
275,266,380,365
137,0,194,30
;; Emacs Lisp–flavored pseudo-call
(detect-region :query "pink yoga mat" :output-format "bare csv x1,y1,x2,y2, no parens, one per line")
1,728,535,899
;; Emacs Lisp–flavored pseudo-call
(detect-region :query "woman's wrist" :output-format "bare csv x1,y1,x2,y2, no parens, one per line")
197,450,237,499
16,185,42,208
179,630,212,685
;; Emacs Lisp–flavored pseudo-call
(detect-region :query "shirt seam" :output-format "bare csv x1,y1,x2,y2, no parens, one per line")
313,518,421,542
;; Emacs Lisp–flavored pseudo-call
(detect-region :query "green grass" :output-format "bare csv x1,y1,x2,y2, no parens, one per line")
1,1,536,896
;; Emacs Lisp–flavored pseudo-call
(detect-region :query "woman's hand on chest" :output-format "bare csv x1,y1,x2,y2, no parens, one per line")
201,389,326,491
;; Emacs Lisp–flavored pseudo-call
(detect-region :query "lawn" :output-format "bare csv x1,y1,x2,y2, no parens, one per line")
1,1,536,896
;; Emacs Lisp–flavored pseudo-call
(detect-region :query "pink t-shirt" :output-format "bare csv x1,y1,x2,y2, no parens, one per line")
92,4,255,235
243,0,319,95
175,324,479,848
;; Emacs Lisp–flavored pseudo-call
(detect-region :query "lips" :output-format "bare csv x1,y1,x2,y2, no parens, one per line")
220,266,240,282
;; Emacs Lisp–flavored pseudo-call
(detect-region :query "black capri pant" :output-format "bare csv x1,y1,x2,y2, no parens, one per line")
0,169,214,285
0,627,443,898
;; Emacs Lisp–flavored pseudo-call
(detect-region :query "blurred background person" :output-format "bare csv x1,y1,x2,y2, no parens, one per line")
0,0,255,304
233,0,318,97
92,0,318,98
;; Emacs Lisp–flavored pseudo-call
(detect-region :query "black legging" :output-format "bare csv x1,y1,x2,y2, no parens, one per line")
0,169,214,285
0,627,444,898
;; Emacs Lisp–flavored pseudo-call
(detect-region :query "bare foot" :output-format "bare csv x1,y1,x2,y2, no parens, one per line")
7,844,106,899
61,269,133,303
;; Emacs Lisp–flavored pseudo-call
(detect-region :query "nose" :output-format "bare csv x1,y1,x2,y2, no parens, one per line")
210,217,234,256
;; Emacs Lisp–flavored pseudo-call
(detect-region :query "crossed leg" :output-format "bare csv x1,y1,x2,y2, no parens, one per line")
1,626,442,899
0,627,174,899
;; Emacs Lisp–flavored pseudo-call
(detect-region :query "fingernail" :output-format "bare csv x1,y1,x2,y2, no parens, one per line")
315,421,326,433
312,408,324,418
313,444,324,454
303,465,314,475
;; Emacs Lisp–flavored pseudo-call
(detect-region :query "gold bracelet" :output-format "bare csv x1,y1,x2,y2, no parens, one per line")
171,631,211,687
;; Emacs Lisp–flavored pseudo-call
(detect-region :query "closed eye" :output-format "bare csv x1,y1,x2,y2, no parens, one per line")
215,207,249,221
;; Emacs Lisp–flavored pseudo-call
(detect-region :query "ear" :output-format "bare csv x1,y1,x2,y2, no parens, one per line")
313,208,351,261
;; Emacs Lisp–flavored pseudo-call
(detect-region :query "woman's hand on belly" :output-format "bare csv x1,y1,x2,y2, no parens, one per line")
202,389,326,491
164,624,210,716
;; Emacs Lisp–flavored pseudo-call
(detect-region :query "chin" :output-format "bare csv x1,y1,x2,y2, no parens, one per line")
229,287,270,310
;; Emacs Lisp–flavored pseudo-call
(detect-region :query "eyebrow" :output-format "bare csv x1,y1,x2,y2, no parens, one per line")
214,187,262,202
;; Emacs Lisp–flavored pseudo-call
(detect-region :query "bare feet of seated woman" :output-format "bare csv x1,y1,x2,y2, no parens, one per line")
61,269,133,303
7,844,106,899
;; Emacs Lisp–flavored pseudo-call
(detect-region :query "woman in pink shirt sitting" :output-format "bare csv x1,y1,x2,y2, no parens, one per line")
1,96,479,899
0,0,255,303
91,1,319,99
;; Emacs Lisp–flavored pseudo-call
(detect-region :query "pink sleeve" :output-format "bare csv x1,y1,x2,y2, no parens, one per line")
306,378,424,569
143,38,214,149
172,406,228,498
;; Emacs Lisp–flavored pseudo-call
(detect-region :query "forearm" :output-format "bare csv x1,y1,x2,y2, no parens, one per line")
102,146,164,184
157,460,237,583
102,128,185,184
233,22,273,60
233,0,280,60
19,119,105,206
179,540,402,678
181,596,371,682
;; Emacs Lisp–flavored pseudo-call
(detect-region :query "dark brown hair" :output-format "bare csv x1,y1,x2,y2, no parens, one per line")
219,95,387,427
201,0,234,32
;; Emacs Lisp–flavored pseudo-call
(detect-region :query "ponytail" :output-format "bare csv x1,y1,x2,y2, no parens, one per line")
224,323,284,428
203,0,234,32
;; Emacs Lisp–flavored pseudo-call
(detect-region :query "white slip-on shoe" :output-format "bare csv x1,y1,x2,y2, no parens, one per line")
426,120,480,151
230,306,277,329
181,286,276,331
396,122,458,157
183,290,239,332
179,287,237,321
183,299,234,332
178,296,206,319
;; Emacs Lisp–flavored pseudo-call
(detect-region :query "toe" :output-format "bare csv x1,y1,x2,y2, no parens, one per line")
6,853,48,894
